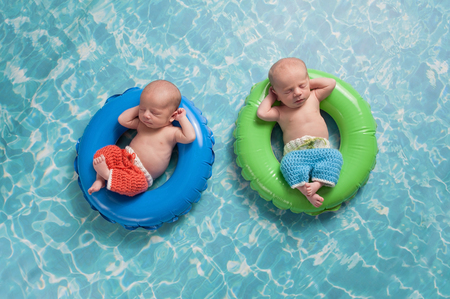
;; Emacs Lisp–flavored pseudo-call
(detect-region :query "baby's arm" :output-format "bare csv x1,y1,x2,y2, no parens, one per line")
310,78,336,102
118,106,140,129
256,87,280,122
174,108,196,144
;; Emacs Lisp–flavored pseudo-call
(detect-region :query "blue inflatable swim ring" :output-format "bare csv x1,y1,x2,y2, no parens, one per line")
74,87,215,230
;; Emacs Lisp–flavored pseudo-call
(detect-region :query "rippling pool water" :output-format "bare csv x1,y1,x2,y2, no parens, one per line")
1,1,449,298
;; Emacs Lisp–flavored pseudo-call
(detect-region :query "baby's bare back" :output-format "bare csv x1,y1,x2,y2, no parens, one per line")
278,96,328,144
129,124,177,179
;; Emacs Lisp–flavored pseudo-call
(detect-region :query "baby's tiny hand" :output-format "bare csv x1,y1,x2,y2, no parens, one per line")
174,108,186,120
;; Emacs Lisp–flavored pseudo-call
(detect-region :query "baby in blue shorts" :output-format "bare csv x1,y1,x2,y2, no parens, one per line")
257,58,343,207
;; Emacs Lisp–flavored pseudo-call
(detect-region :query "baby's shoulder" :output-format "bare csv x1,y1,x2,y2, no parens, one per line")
165,123,183,137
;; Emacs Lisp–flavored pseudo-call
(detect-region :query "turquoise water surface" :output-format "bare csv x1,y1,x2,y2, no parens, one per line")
1,0,450,298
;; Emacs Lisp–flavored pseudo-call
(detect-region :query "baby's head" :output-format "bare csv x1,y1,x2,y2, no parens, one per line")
139,80,181,128
268,58,311,108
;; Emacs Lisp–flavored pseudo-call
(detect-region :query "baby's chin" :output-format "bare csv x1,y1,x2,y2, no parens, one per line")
294,98,306,106
141,120,154,127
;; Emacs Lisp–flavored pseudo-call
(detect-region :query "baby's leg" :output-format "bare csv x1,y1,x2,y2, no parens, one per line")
88,155,110,195
108,167,149,196
88,173,106,195
93,155,110,181
297,185,324,208
305,181,324,196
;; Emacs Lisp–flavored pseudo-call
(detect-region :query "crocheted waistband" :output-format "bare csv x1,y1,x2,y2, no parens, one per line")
283,136,331,156
125,146,153,185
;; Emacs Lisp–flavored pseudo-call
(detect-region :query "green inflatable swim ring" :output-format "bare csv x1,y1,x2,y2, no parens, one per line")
233,69,377,215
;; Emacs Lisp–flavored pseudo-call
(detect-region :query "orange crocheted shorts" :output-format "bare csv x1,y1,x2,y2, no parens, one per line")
94,145,149,197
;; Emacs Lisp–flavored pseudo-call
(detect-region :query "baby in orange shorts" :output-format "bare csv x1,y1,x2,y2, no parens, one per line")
88,80,196,197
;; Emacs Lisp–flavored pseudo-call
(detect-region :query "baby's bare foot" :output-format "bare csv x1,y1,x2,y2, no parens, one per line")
297,184,324,207
306,193,324,208
305,184,313,196
93,155,110,180
297,185,309,198
88,179,105,195
305,181,323,196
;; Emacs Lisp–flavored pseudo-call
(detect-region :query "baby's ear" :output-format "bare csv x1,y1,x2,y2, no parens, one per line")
169,110,178,122
271,86,278,95
270,87,280,101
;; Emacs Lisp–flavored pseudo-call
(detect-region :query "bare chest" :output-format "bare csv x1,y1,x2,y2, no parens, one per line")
131,125,176,151
278,101,320,128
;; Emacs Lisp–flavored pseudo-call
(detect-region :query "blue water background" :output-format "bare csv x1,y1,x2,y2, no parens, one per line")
1,0,449,298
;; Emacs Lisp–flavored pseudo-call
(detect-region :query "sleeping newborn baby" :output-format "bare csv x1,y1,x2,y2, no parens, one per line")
88,80,196,196
257,58,343,207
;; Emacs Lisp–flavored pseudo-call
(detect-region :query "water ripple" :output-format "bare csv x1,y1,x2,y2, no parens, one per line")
1,0,450,298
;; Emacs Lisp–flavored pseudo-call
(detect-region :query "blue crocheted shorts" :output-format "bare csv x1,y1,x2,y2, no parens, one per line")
280,148,343,189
